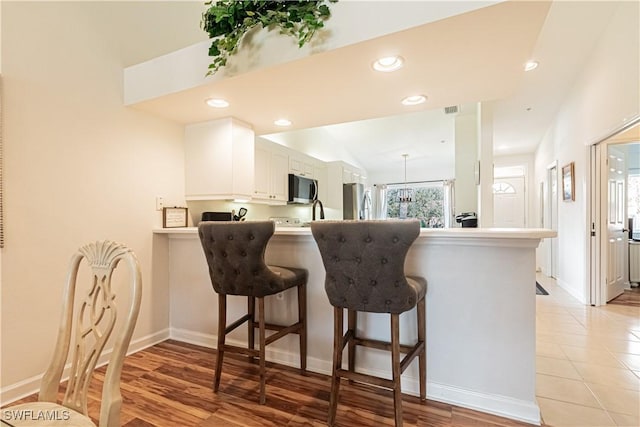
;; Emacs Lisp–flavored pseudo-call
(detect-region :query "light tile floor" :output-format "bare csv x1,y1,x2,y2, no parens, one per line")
535,274,640,427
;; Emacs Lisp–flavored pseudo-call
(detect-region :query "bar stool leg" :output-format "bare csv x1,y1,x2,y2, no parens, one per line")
391,313,403,427
248,296,255,363
417,298,426,400
258,297,267,404
214,295,226,392
328,307,344,426
298,283,307,372
347,309,357,383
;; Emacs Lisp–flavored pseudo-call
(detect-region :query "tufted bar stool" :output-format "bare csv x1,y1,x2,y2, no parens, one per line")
311,219,426,427
198,221,307,404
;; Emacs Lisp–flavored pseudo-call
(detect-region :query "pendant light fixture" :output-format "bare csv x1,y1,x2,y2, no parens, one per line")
398,154,413,203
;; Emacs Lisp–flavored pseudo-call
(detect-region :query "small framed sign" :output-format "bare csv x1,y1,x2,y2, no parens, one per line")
163,207,188,228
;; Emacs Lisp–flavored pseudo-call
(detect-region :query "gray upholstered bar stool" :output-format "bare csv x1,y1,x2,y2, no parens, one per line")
311,219,426,427
198,221,307,404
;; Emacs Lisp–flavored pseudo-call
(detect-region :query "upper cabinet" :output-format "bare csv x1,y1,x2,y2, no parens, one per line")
185,118,254,201
184,123,339,206
289,155,315,178
253,140,288,205
325,161,368,211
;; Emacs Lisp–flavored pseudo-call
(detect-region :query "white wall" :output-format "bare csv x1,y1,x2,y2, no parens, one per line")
455,112,478,215
0,2,189,399
367,158,454,186
534,1,639,302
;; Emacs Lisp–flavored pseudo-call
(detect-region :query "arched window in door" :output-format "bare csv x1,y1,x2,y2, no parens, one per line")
492,182,516,194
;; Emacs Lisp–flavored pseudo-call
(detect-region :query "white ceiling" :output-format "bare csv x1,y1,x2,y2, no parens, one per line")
123,1,627,172
262,104,465,177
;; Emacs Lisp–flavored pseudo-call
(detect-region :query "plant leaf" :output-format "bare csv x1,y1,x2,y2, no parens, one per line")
202,0,336,74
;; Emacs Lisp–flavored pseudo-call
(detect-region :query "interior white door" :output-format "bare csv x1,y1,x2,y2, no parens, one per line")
606,146,628,301
493,176,525,227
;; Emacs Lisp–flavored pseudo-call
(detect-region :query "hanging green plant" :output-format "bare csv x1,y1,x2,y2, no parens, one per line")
201,0,337,75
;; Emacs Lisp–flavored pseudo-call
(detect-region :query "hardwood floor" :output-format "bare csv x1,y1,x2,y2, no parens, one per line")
5,340,540,426
608,287,640,307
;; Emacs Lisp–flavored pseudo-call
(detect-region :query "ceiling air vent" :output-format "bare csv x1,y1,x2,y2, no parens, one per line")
444,105,459,115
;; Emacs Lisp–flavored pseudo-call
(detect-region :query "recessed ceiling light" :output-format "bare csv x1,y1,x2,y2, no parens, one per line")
524,61,539,71
206,98,229,108
401,95,427,106
372,56,404,72
274,119,292,127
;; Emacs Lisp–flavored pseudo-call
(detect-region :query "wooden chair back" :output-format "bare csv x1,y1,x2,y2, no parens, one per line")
38,240,142,426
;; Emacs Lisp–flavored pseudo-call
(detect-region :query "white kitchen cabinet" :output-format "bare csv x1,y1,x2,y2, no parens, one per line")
314,164,328,208
342,166,368,186
325,161,368,213
185,118,254,201
342,167,357,184
253,140,288,205
290,155,315,178
254,145,271,200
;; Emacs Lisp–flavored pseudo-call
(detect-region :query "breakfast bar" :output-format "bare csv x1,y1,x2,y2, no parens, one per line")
153,226,555,425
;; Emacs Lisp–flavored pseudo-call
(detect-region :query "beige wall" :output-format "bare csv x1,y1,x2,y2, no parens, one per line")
0,2,199,397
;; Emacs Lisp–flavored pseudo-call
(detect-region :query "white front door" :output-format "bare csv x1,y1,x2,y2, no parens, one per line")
606,145,628,301
493,176,525,227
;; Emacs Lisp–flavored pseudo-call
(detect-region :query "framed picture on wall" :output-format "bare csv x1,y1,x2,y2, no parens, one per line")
163,207,189,228
562,162,575,201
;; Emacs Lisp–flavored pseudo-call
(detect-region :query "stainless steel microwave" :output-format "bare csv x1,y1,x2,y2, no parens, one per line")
288,174,318,204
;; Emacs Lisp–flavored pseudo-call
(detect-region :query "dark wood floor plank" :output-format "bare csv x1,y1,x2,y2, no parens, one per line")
608,288,640,307
211,400,294,427
451,406,534,426
122,418,158,427
3,340,544,427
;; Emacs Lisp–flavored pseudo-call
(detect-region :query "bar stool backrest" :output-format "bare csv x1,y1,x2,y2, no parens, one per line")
311,220,421,314
198,221,287,297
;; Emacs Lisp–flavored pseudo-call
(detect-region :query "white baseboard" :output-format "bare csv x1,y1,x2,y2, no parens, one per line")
169,328,540,425
0,329,170,405
427,382,541,425
169,327,333,375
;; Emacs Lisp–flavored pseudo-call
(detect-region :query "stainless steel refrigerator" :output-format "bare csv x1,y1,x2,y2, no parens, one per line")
343,183,372,220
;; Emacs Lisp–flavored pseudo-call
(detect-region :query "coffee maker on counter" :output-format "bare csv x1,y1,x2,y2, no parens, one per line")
455,212,477,228
201,207,247,222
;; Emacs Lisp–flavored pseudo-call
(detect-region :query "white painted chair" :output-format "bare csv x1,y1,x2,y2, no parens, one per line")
1,241,142,427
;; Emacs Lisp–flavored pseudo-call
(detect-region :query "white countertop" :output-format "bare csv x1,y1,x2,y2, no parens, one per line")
153,226,556,239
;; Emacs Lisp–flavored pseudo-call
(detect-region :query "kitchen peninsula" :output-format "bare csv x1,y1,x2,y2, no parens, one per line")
153,226,555,425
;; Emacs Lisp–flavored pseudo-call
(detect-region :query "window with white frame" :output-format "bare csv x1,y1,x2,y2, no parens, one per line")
385,181,446,228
